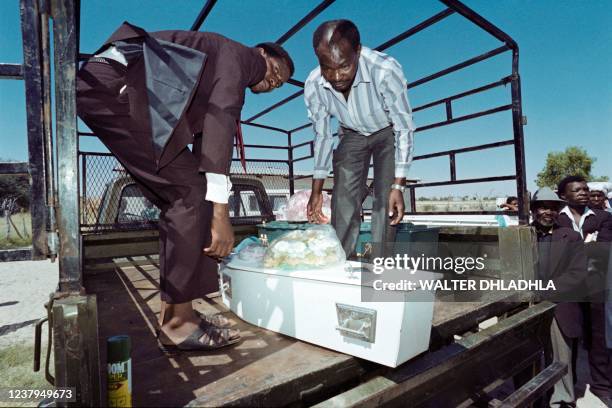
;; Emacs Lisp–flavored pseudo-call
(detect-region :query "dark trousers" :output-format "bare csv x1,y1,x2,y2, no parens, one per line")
76,61,218,303
588,302,612,399
549,318,579,406
331,126,397,258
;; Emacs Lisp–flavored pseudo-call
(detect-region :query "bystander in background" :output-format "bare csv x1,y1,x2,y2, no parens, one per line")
556,175,612,407
530,187,587,407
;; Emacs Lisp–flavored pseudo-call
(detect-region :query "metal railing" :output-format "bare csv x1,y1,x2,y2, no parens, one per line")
78,151,293,231
0,0,56,261
231,0,529,222
5,0,529,258
191,0,529,223
75,0,528,227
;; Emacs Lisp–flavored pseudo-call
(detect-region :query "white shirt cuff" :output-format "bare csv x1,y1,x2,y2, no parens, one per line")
205,173,232,204
394,162,411,179
313,169,330,179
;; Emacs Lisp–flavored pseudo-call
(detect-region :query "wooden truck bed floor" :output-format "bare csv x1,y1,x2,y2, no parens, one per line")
84,256,552,407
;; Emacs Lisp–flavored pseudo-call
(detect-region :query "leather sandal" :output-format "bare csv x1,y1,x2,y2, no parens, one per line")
157,321,241,353
195,311,231,327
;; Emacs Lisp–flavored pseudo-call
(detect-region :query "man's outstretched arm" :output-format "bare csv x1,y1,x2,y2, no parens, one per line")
305,79,332,223
200,50,246,257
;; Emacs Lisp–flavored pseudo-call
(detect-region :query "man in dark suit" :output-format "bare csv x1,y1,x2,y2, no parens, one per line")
77,22,294,351
530,187,587,407
555,175,612,406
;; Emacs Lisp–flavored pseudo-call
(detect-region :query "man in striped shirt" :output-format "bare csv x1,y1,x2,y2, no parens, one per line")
305,19,415,258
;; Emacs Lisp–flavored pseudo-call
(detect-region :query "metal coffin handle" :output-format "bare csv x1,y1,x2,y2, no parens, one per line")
335,303,377,343
335,325,370,340
221,274,232,298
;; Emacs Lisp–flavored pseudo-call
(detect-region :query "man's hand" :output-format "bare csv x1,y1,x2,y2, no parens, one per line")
500,203,518,211
388,189,405,225
204,203,235,259
307,191,329,224
307,179,329,224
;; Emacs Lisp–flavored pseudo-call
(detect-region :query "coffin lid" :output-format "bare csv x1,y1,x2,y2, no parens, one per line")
224,259,440,289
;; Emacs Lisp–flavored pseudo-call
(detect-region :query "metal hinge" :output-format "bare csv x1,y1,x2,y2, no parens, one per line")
521,115,528,126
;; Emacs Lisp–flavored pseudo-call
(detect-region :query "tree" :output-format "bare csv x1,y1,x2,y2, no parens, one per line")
0,174,30,210
535,146,609,188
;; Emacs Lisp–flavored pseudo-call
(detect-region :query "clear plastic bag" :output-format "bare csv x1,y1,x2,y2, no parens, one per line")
275,204,288,221
263,224,346,269
284,190,331,222
237,242,268,262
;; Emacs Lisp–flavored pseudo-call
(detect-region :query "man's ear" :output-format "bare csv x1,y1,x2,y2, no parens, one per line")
258,47,266,57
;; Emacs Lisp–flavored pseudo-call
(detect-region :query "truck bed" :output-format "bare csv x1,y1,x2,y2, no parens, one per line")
83,254,553,407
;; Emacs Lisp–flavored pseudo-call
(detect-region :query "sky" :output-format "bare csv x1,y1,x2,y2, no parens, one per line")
1,0,611,198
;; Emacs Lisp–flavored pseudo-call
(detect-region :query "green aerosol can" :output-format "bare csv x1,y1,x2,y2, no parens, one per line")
107,335,132,407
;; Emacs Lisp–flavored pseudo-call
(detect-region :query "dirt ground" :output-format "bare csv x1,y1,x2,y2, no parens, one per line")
0,212,32,249
0,260,56,407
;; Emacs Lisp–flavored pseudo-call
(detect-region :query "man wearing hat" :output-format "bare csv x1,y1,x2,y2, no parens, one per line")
588,182,611,212
530,187,587,407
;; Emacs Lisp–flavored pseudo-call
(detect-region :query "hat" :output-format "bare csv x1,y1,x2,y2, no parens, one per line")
588,182,608,195
531,187,565,205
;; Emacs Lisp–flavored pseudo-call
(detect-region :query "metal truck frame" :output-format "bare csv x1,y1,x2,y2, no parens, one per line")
0,0,532,405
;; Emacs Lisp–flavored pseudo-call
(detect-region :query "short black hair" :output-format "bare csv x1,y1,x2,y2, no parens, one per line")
506,196,518,204
557,175,587,196
255,42,295,77
312,19,360,52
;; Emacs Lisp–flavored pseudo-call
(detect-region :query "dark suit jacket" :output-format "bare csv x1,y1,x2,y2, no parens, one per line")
99,22,266,173
534,225,587,338
556,207,612,242
557,208,612,300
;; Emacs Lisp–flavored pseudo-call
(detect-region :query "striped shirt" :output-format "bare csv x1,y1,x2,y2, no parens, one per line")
304,46,416,179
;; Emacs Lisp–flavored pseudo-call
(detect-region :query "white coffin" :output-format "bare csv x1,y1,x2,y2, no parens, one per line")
219,260,439,367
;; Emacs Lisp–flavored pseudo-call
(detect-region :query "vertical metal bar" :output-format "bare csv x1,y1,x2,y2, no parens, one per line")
510,50,528,224
449,153,456,181
52,0,81,292
41,1,58,260
81,154,86,227
445,100,453,120
287,132,295,196
52,295,101,406
409,187,416,213
19,0,48,259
